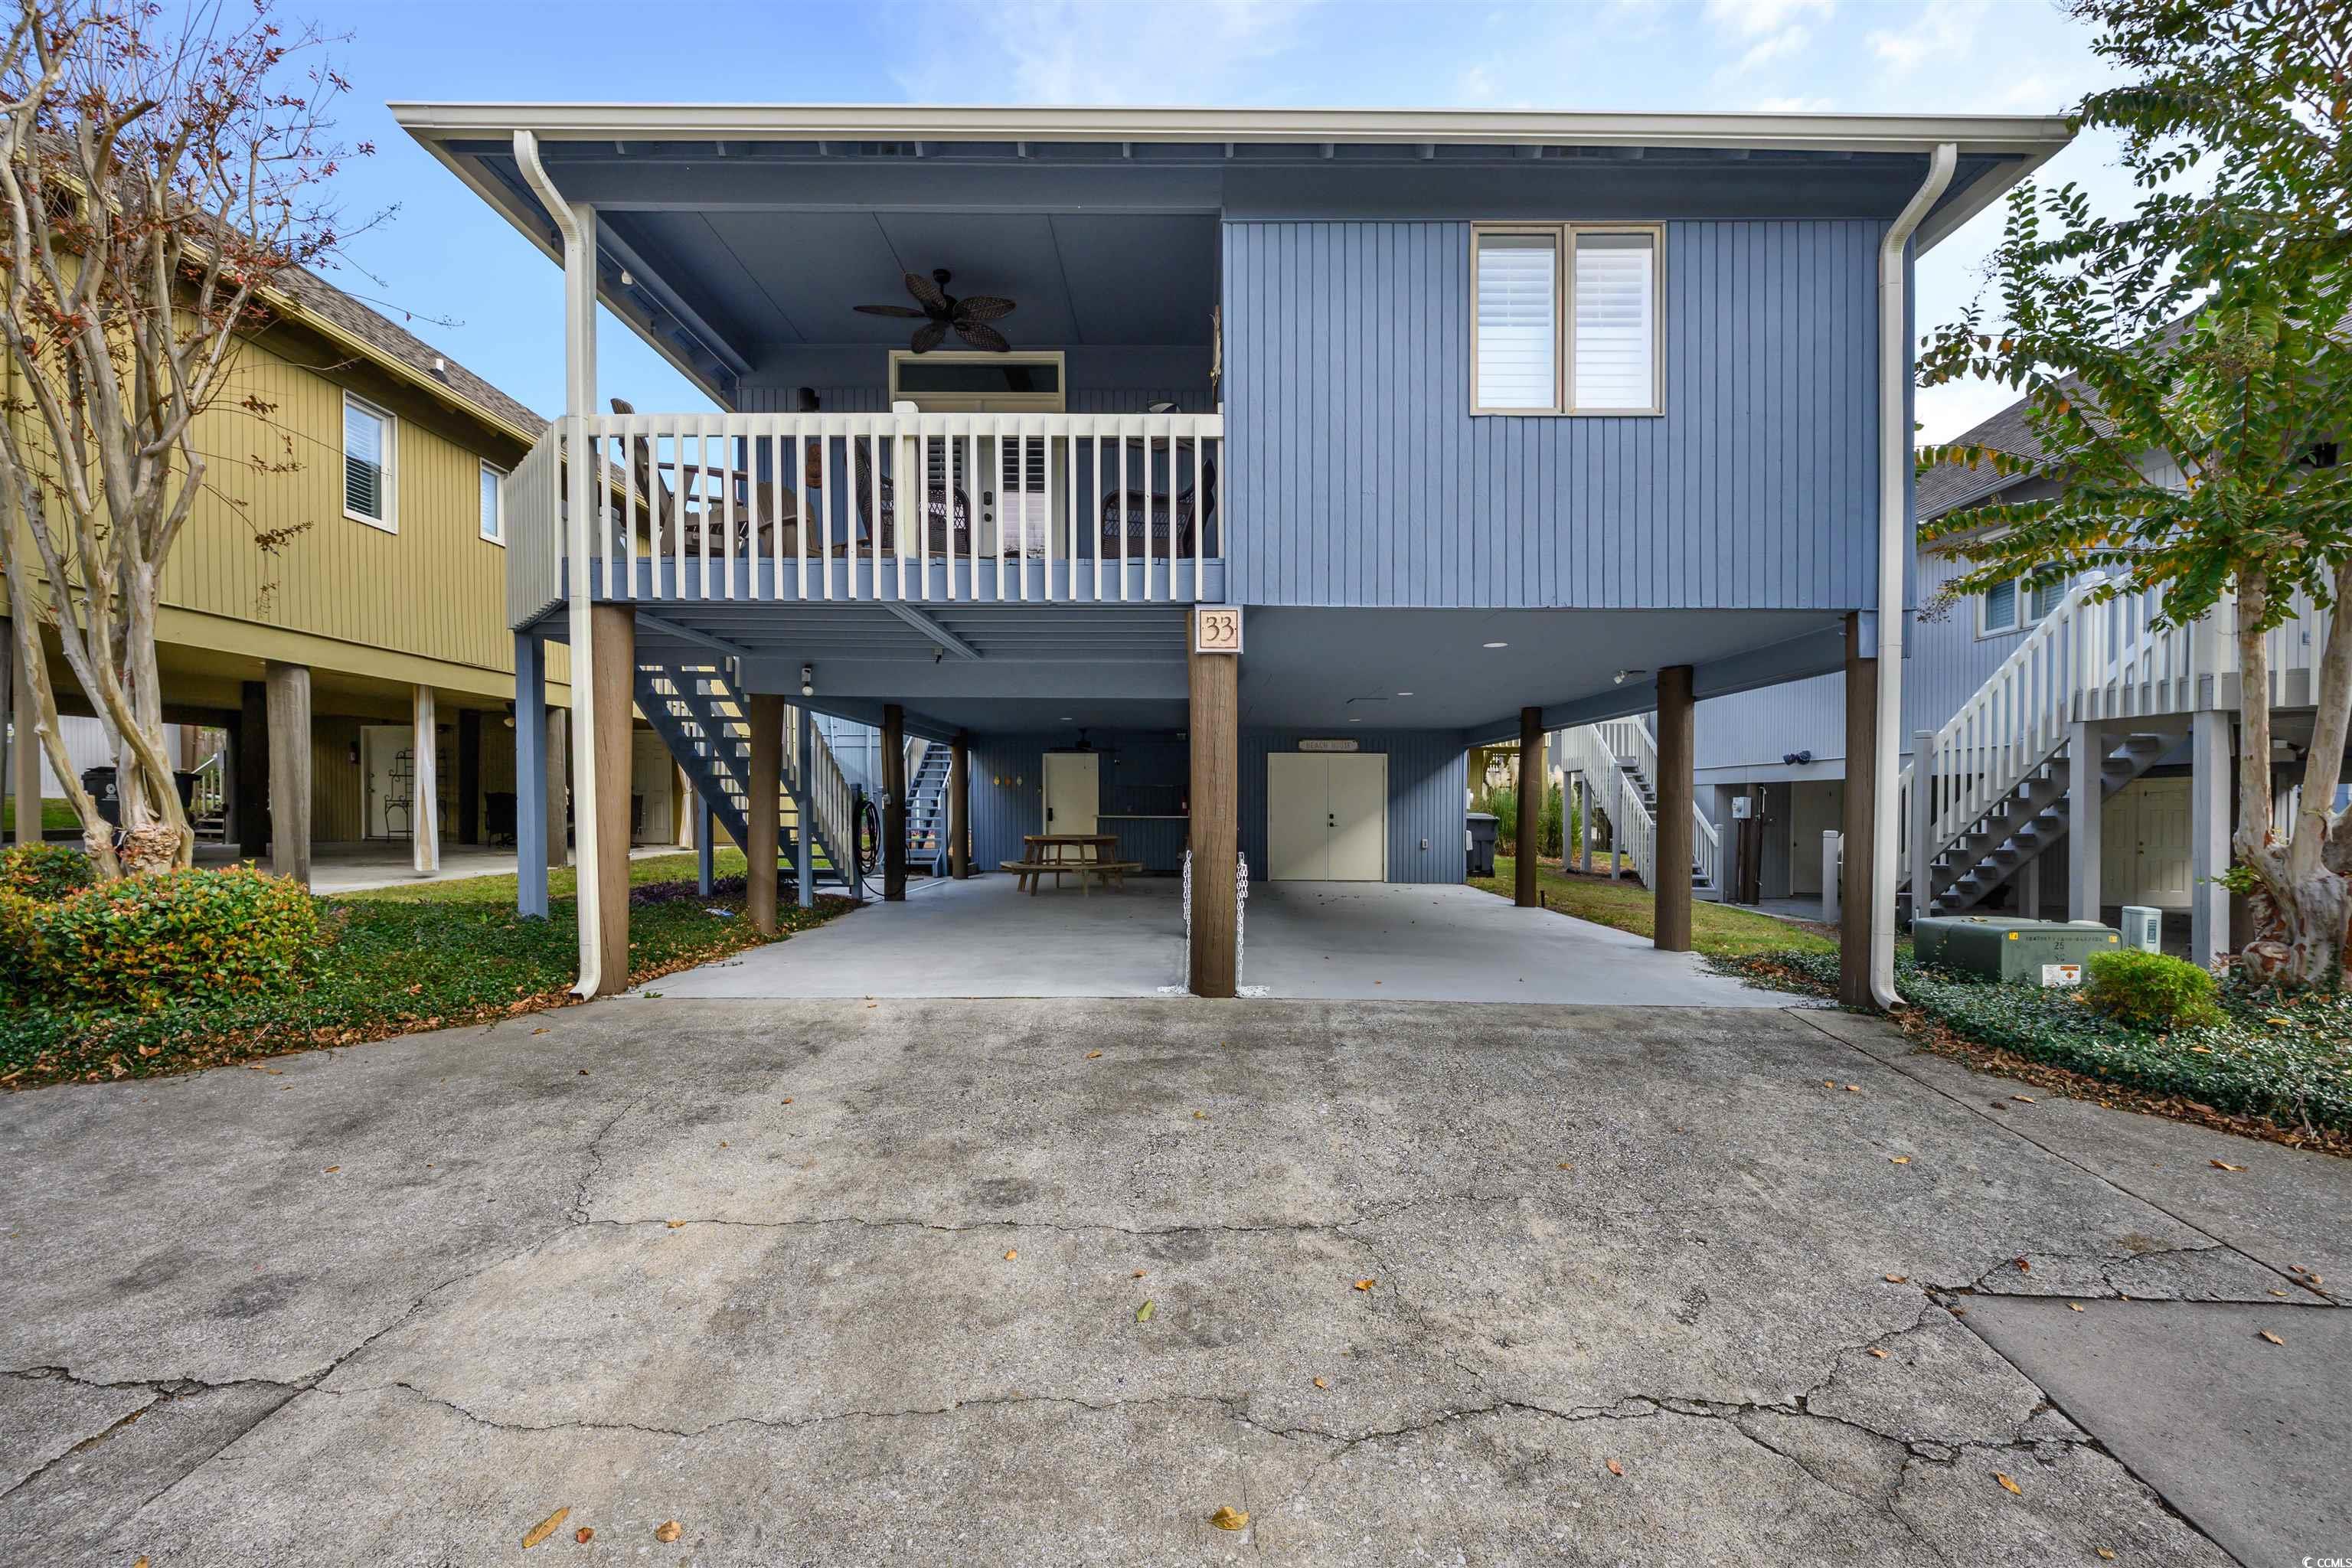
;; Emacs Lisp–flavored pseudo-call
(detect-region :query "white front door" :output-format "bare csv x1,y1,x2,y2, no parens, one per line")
361,724,412,840
1266,751,1388,881
632,731,675,846
2132,778,2193,910
2100,787,2137,907
1042,751,1099,836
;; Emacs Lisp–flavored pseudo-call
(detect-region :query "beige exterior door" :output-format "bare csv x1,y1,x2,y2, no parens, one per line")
361,724,410,841
1266,752,1330,880
632,731,675,846
1042,751,1099,836
2132,778,2192,910
1327,754,1388,880
1266,752,1388,882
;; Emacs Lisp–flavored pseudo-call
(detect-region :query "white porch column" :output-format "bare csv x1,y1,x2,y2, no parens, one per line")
2189,709,2232,966
6,629,41,845
2068,721,2105,923
411,684,439,874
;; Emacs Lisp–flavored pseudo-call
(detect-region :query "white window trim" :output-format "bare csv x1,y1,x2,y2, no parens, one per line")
479,459,506,546
342,391,397,533
1470,221,1665,418
1976,579,2023,639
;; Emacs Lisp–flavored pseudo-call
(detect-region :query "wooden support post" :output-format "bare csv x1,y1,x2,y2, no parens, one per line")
585,604,634,994
411,684,440,875
795,704,817,911
2068,721,2104,923
8,634,41,846
1838,616,1877,1006
1655,668,1695,952
1514,706,1541,907
264,662,311,887
881,703,906,901
456,707,482,846
514,634,548,918
1187,624,1239,998
746,693,782,935
695,800,715,897
235,679,270,858
2189,709,2231,966
949,731,971,879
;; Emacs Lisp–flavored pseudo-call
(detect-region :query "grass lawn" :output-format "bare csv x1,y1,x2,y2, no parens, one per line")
0,796,80,835
2,851,853,1089
1469,854,1836,959
338,846,759,905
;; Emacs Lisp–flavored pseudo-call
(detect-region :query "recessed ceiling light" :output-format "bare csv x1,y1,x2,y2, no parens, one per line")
1348,717,1361,723
1059,716,1073,721
1483,641,1508,649
1396,691,1413,697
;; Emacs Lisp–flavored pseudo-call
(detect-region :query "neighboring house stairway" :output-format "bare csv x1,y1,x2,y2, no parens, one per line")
1898,576,2211,921
1557,717,1721,900
903,741,952,877
635,662,854,889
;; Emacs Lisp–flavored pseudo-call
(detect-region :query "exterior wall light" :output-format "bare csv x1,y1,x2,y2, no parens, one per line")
800,663,815,697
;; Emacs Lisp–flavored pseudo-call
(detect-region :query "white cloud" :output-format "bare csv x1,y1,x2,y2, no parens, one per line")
892,0,1321,106
1726,22,1811,75
1868,0,1985,75
1702,0,1834,38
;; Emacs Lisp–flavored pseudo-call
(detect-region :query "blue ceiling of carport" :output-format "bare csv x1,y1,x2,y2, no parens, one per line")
601,207,1220,358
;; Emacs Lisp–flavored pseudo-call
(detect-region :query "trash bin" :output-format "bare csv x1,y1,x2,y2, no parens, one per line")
1465,812,1499,879
80,766,120,826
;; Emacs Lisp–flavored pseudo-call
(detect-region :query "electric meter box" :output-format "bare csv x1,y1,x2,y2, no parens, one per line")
1912,916,2122,984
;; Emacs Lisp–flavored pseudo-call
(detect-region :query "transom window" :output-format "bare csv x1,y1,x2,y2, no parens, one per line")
479,460,505,544
343,393,395,530
1472,224,1663,416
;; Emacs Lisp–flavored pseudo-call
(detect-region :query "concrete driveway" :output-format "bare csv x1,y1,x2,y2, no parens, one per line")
648,875,1771,1005
2,998,2345,1566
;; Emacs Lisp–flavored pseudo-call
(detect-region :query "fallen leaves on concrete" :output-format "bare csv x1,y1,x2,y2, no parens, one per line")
2259,1330,2285,1345
655,1520,683,1544
1994,1473,2023,1496
1135,1299,1155,1322
521,1506,570,1549
1210,1506,1249,1530
1606,1459,1624,1477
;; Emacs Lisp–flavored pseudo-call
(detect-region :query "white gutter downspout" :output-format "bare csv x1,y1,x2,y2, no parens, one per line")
1870,141,1957,1011
514,129,608,999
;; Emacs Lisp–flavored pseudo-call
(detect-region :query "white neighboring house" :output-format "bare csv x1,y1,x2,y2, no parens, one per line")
1557,383,2340,965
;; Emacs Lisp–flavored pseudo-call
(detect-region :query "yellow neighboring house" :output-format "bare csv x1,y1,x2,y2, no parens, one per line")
0,266,675,884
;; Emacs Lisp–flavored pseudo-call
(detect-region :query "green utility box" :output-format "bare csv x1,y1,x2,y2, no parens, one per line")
1912,916,2122,985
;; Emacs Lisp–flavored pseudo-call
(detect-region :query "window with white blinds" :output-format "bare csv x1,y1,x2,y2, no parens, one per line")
1572,231,1659,412
479,460,504,544
343,393,394,528
1473,232,1558,411
1981,578,2021,635
1472,224,1662,415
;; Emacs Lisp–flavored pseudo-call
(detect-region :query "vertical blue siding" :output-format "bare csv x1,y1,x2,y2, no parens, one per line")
1223,219,1883,612
1240,730,1468,885
963,727,1470,886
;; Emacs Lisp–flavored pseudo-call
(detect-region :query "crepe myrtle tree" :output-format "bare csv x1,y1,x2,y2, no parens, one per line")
1917,0,2352,986
0,0,365,876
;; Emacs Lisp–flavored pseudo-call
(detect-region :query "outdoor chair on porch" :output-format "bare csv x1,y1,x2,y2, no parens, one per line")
851,440,972,558
610,397,822,558
1100,455,1216,558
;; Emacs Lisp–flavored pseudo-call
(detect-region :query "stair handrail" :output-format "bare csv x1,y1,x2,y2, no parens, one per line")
1899,575,2106,890
785,709,856,880
1628,716,1722,893
190,749,225,819
1559,722,1658,887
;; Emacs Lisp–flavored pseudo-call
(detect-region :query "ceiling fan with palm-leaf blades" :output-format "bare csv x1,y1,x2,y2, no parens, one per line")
854,268,1016,352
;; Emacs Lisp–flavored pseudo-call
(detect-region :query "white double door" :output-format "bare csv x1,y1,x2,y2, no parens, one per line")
2099,776,2192,910
1267,752,1387,881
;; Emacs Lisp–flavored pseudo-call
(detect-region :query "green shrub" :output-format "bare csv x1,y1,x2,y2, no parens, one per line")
31,866,320,1012
2085,949,2222,1030
0,889,38,1001
0,842,93,903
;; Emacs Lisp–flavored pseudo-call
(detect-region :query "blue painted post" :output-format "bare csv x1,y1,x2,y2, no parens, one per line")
514,632,548,919
695,799,715,897
796,704,816,909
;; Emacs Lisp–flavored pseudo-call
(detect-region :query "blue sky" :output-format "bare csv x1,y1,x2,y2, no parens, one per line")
289,0,2126,443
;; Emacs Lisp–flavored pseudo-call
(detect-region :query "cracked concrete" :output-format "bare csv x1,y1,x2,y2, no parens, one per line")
1,997,2342,1564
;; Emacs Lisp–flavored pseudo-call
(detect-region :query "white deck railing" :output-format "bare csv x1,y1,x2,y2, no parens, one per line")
1561,720,1720,895
505,409,1225,621
1896,577,2334,894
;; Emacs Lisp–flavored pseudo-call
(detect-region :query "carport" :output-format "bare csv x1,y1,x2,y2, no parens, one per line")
641,875,1775,1005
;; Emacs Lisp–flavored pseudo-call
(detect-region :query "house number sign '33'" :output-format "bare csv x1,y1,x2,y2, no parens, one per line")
1194,606,1243,655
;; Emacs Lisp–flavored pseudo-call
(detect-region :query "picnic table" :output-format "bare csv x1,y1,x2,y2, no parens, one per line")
1001,833,1142,894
